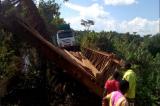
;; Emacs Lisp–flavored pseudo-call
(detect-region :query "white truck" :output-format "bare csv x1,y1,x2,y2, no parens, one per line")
56,25,75,47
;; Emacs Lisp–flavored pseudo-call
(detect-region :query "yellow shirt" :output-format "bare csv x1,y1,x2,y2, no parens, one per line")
123,69,136,99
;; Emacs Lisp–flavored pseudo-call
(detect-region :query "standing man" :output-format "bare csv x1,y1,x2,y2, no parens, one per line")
123,62,136,106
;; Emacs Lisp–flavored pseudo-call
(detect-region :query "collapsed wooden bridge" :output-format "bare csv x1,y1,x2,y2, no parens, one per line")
0,0,123,97
0,15,122,96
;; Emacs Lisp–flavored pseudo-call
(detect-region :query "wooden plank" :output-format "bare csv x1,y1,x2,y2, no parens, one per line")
65,50,99,77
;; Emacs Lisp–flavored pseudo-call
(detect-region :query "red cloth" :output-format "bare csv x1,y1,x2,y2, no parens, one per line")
104,80,120,94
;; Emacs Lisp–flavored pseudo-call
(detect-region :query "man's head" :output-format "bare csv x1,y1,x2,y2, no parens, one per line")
113,71,120,80
119,80,129,94
124,62,131,69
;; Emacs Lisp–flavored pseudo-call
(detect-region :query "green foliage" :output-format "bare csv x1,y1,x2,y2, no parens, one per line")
51,16,65,26
37,0,66,44
147,33,160,57
38,0,60,23
94,32,115,51
78,31,115,51
0,30,20,79
78,31,97,49
136,52,160,106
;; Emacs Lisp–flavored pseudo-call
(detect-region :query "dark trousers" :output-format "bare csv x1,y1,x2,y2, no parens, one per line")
127,98,135,106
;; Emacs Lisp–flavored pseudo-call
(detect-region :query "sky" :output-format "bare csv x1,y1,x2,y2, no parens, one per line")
34,0,157,35
56,0,159,35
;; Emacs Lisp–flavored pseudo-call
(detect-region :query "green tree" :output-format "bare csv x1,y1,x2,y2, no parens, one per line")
51,16,65,26
147,33,160,56
38,0,60,23
81,19,94,30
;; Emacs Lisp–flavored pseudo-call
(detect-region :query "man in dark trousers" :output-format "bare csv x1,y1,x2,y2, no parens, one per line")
123,62,136,106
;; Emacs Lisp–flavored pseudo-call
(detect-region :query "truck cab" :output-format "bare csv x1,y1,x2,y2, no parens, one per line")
56,29,75,47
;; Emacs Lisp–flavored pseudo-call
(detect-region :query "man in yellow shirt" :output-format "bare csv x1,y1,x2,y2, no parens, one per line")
123,62,136,106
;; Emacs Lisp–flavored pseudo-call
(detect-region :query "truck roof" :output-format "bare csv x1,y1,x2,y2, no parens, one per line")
57,24,71,30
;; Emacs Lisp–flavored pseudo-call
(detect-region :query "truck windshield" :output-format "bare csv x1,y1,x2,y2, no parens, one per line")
58,31,73,39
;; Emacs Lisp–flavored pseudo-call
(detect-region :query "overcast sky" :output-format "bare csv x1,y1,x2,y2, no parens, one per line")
57,0,159,35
